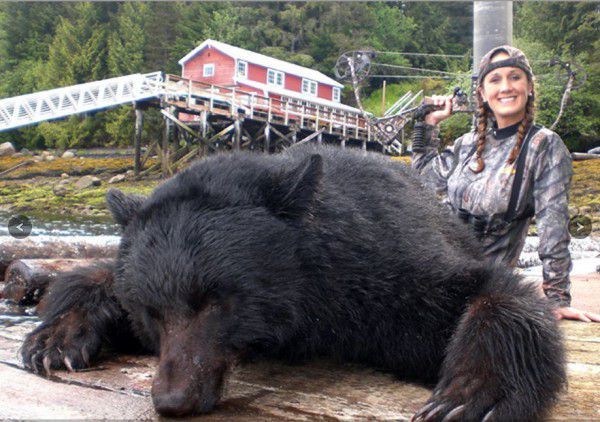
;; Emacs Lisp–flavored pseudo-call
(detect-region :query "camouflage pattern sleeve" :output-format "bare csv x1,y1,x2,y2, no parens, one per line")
411,124,464,195
533,132,573,307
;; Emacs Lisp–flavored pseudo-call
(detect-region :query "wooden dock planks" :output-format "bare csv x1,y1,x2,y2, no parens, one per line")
0,274,599,420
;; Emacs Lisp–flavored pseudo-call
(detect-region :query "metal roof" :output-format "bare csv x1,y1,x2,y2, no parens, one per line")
179,39,344,89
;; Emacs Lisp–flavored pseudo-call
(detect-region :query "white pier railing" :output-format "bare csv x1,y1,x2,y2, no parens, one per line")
0,72,163,132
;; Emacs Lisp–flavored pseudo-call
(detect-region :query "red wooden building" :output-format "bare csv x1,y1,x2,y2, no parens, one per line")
178,39,359,113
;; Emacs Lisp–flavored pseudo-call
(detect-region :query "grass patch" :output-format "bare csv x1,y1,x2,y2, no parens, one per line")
1,153,598,223
571,160,600,213
0,178,159,217
0,156,158,179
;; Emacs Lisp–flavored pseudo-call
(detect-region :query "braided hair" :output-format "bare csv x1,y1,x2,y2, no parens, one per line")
471,80,536,174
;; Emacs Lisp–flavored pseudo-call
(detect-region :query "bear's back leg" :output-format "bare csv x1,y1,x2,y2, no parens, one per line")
414,269,566,421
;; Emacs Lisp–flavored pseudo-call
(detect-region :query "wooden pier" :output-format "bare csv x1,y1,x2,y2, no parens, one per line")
133,74,380,177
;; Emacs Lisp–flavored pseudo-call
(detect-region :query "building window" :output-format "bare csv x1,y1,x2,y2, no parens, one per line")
302,78,318,96
332,87,341,102
237,60,247,78
203,63,215,77
267,69,284,87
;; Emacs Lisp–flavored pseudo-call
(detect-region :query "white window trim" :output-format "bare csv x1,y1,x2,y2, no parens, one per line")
267,69,285,87
203,63,215,77
237,60,247,78
332,87,341,102
302,78,318,96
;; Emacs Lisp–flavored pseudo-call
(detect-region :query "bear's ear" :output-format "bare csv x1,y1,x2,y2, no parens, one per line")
267,154,323,219
106,188,146,228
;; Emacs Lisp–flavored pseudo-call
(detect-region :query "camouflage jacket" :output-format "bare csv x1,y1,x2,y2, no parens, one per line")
412,123,573,307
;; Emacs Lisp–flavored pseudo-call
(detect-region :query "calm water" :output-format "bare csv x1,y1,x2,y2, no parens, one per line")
0,210,120,237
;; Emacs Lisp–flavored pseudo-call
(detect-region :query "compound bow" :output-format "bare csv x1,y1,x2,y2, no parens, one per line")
334,50,586,151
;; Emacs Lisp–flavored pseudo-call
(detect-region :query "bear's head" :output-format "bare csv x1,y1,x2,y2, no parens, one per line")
106,153,323,416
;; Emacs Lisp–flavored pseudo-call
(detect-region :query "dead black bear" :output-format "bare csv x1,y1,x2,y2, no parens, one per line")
22,145,565,420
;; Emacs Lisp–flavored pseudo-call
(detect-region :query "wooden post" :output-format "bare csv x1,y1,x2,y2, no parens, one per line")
173,109,180,148
268,98,273,122
341,137,346,149
284,100,289,125
264,123,271,153
250,94,255,119
200,110,208,139
231,87,236,116
316,107,320,129
133,107,144,176
382,80,387,116
317,131,323,144
162,112,170,177
233,118,242,151
300,104,306,128
187,79,192,108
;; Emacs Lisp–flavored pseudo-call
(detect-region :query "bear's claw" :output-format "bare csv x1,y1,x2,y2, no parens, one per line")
481,408,495,422
441,405,465,421
64,356,75,372
42,355,52,376
411,402,435,421
21,312,101,376
414,395,498,422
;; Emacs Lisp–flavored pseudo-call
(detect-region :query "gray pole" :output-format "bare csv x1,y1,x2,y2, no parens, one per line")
473,1,513,75
133,107,144,176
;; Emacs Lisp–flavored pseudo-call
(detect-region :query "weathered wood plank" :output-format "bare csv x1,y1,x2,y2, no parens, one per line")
1,274,598,419
0,317,599,420
562,319,600,342
0,364,155,420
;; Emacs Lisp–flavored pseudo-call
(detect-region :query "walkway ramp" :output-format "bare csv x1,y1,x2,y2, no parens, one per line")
0,72,162,132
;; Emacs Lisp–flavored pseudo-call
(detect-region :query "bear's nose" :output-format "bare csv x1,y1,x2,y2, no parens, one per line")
152,390,192,417
153,389,218,417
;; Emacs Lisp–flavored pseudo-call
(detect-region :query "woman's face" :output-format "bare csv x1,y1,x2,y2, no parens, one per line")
479,52,532,127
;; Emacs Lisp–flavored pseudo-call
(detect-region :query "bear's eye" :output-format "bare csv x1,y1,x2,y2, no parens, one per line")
187,292,209,313
146,306,161,321
187,285,218,313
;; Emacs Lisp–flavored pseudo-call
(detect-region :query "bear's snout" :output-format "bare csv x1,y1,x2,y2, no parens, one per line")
152,387,219,416
151,359,225,417
151,310,233,416
152,389,196,417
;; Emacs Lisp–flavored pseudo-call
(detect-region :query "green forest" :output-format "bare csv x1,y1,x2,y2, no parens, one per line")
0,2,598,152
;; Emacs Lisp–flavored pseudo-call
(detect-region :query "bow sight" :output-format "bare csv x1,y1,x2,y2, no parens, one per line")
374,87,472,149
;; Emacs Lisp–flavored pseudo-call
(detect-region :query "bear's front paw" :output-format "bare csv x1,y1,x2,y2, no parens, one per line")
21,311,101,376
412,377,499,422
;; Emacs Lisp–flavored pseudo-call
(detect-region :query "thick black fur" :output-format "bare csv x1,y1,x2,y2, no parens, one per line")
22,145,565,420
